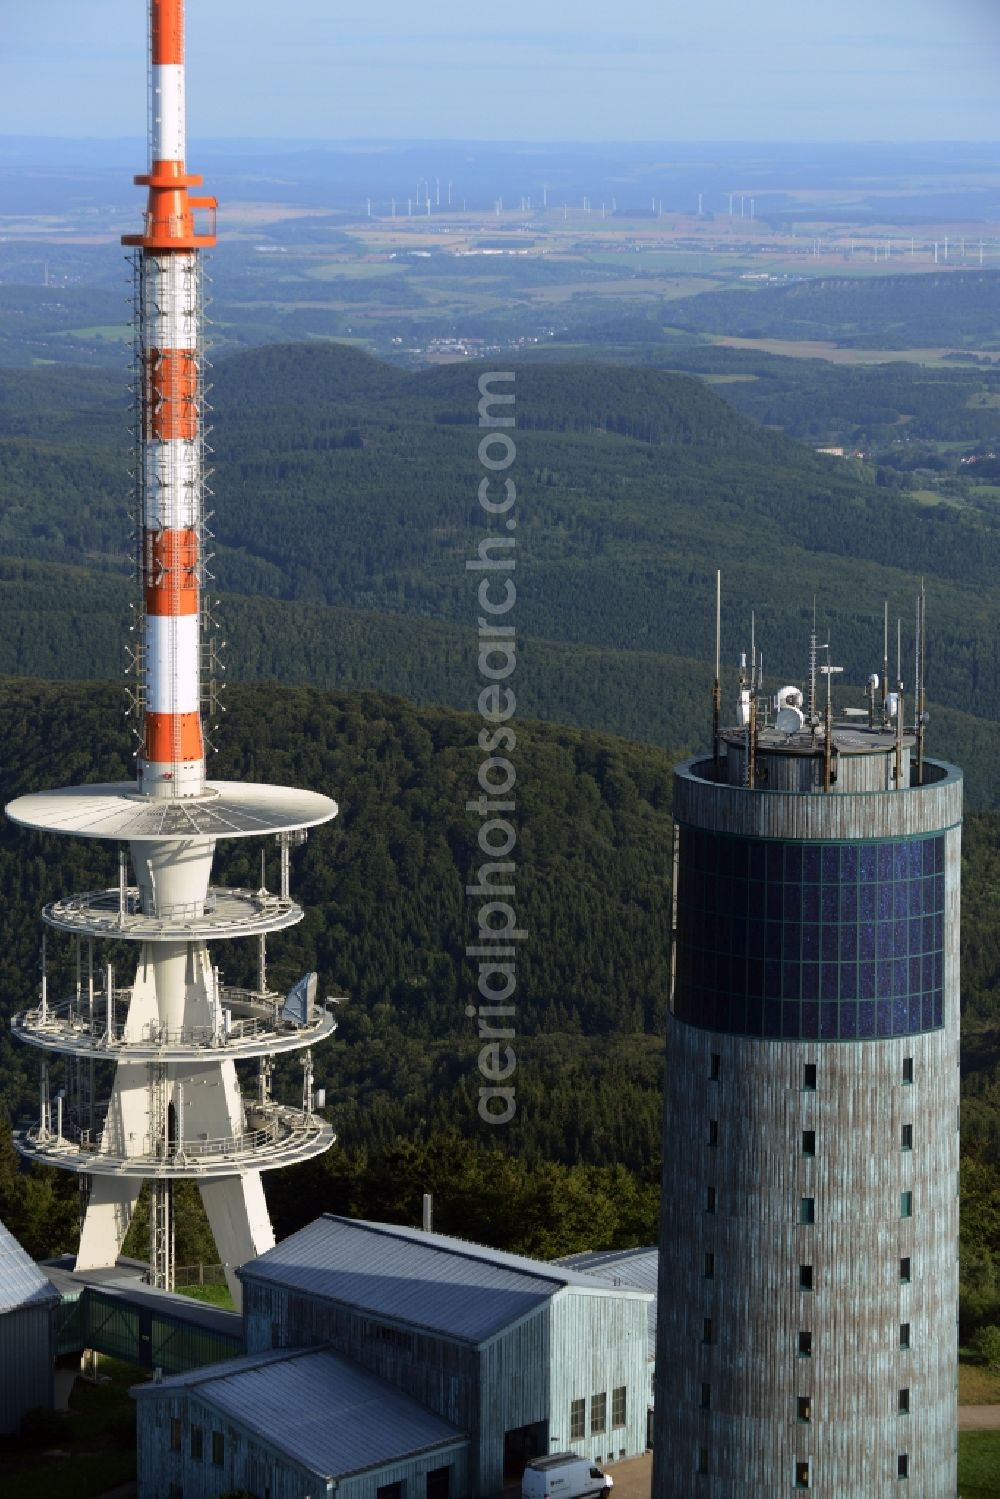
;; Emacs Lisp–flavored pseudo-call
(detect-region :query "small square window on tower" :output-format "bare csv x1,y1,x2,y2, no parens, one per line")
901,1124,913,1151
706,1187,716,1214
704,1252,715,1280
802,1129,816,1156
799,1264,814,1292
898,1453,909,1479
700,1382,711,1411
900,1256,912,1283
798,1330,812,1358
710,1052,721,1081
900,1322,911,1349
797,1396,812,1424
703,1317,713,1345
799,1197,816,1225
900,1190,913,1219
899,1387,910,1414
697,1447,709,1477
803,1063,817,1091
708,1119,719,1147
902,1057,914,1085
795,1459,811,1489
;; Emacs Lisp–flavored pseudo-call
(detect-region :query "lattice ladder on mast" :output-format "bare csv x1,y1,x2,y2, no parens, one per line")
148,1063,174,1290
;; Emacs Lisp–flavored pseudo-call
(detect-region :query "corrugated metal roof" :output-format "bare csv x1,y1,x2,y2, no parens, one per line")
0,1218,60,1314
42,1258,242,1339
557,1247,658,1359
135,1347,466,1480
240,1216,642,1343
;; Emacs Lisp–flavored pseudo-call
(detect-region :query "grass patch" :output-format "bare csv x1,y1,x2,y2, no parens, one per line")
961,1358,1000,1405
175,1281,235,1310
959,1431,1000,1498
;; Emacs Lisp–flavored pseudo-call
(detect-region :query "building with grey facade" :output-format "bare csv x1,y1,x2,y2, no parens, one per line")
135,1345,470,1499
654,702,962,1496
0,1215,60,1435
134,1215,651,1499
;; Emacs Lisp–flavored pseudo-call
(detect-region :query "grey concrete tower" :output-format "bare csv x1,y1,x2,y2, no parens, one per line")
653,672,961,1497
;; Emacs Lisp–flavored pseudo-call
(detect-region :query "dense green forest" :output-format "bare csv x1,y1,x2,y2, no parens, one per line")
3,346,1000,783
660,270,1000,349
0,678,998,1324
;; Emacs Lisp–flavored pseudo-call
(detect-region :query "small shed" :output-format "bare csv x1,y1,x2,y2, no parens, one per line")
134,1345,470,1499
0,1216,60,1435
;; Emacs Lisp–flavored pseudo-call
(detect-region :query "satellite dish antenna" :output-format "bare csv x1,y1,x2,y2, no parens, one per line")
282,972,318,1027
775,706,805,734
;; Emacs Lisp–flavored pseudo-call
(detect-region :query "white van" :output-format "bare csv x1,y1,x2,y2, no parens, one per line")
521,1454,613,1499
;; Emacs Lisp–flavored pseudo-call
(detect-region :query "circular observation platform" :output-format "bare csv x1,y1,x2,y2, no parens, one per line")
11,989,338,1061
5,780,337,843
42,885,303,942
15,1103,334,1179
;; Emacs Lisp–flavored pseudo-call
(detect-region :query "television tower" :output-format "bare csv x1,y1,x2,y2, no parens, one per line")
5,0,338,1307
654,593,961,1495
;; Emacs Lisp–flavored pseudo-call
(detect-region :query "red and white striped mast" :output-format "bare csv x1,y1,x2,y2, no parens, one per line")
125,0,217,798
5,0,339,1307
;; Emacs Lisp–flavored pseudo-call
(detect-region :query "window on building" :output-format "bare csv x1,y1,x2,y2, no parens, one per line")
708,1119,718,1147
190,1424,203,1460
899,1388,910,1414
700,1382,711,1411
802,1129,816,1156
591,1393,607,1435
800,1197,815,1225
212,1431,225,1467
797,1396,811,1424
804,1064,817,1091
798,1330,812,1358
702,1317,713,1346
898,1454,909,1479
900,1323,911,1350
170,1418,181,1453
900,1257,911,1284
710,1053,721,1080
795,1459,811,1488
570,1399,585,1440
902,1057,913,1085
901,1124,913,1151
799,1264,813,1292
704,1252,714,1280
168,1485,183,1499
901,1191,913,1219
697,1447,709,1476
706,1187,716,1214
612,1386,626,1427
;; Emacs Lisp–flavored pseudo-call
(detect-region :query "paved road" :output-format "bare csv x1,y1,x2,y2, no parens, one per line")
960,1404,1000,1430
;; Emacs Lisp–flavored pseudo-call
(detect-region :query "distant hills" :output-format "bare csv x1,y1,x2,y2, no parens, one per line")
1,342,998,803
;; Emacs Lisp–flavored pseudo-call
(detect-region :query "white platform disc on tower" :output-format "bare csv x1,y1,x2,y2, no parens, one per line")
6,781,337,841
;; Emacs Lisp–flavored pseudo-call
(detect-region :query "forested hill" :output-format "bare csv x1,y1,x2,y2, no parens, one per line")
0,677,674,1169
4,343,1000,742
2,677,1000,1303
662,269,1000,349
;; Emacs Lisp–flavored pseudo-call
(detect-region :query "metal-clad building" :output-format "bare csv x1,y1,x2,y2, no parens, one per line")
654,713,962,1497
135,1345,470,1499
44,1259,243,1374
558,1247,658,1443
240,1216,652,1494
0,1216,60,1434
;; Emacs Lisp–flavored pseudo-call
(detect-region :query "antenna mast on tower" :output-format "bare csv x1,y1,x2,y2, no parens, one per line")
6,0,339,1306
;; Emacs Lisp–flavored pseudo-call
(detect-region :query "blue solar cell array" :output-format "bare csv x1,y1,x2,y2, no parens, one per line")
674,828,945,1040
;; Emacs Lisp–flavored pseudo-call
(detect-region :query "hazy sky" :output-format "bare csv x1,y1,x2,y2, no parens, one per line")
5,0,1000,142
